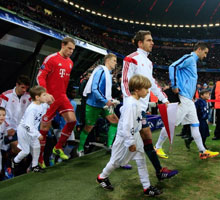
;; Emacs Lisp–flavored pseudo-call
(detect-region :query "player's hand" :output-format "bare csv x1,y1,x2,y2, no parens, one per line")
165,101,170,107
129,145,136,152
106,100,114,107
172,88,179,94
7,129,15,136
38,135,43,141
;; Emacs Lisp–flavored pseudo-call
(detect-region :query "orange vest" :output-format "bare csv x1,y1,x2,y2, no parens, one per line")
215,81,220,109
150,91,158,103
195,90,199,99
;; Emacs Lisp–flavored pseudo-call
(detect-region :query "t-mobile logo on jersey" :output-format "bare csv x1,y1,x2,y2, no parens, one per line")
59,69,66,77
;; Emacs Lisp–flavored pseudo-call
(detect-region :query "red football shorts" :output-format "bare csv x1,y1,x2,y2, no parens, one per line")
42,94,74,122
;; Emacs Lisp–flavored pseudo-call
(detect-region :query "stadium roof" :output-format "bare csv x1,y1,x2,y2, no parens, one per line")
65,0,220,26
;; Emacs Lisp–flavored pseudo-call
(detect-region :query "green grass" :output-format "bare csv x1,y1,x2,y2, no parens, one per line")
1,125,220,200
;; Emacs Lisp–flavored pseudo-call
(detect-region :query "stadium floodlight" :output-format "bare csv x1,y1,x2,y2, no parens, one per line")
80,7,85,10
151,23,156,26
102,14,107,17
130,20,134,23
124,19,128,23
119,18,123,21
63,0,68,3
75,4,79,8
91,11,96,14
203,24,207,27
179,25,184,27
97,12,101,16
135,21,140,24
157,24,161,27
108,16,112,19
185,25,190,27
168,24,172,27
209,24,214,27
191,25,195,28
174,25,178,27
86,9,91,12
140,22,145,25
162,24,167,27
69,2,74,6
146,22,150,25
215,23,220,26
113,17,118,20
197,24,201,27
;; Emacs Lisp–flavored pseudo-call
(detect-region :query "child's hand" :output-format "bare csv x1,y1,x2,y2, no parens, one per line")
129,145,136,152
7,129,15,136
46,94,54,105
38,135,43,141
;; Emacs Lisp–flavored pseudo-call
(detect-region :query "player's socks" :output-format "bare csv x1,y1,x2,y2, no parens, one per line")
155,127,168,149
56,121,76,149
190,126,206,152
32,147,40,168
143,140,162,173
39,130,47,163
107,123,117,148
78,129,89,151
56,132,69,149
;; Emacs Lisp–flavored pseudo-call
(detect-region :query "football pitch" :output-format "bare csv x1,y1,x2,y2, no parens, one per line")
1,126,220,200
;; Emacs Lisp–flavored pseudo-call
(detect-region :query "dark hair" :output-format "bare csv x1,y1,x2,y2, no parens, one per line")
29,86,46,100
193,42,209,51
62,37,75,45
133,30,151,47
16,75,30,86
0,107,6,113
199,89,210,97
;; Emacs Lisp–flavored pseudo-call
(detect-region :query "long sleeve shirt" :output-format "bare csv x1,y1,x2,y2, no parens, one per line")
86,68,112,108
19,103,49,138
195,98,209,121
116,96,143,152
122,48,167,111
37,52,73,99
0,88,31,131
169,52,199,100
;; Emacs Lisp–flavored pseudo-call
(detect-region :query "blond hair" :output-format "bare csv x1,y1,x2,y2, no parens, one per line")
104,53,117,63
129,75,151,94
29,86,46,100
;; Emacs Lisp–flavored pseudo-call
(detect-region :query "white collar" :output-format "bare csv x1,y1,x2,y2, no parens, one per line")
137,48,150,57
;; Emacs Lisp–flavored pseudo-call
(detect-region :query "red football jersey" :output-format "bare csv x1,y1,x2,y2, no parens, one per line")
37,52,73,99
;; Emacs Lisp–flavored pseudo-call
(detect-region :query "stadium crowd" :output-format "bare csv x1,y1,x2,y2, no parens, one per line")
1,0,220,68
0,1,220,194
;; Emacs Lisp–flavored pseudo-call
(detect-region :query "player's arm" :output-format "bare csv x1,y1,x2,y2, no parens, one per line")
121,57,137,97
36,57,53,91
91,70,108,105
169,56,192,91
149,72,168,103
0,94,15,134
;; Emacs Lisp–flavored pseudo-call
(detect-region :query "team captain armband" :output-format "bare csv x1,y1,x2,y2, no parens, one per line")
124,57,138,65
